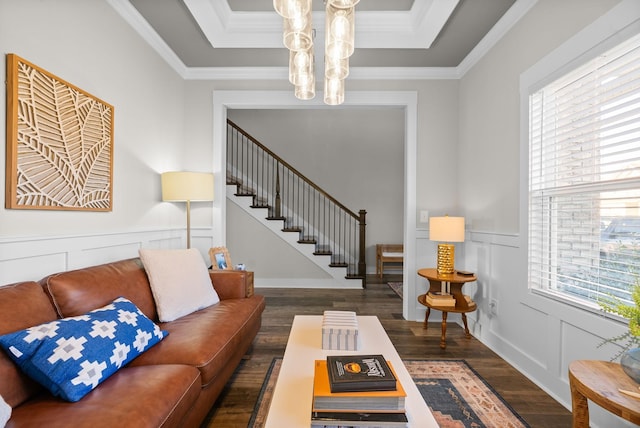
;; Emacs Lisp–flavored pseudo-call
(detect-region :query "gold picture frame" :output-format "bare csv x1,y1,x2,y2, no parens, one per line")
209,247,232,270
5,54,114,211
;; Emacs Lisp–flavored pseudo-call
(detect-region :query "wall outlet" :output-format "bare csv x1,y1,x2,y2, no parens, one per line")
419,210,429,223
489,299,498,316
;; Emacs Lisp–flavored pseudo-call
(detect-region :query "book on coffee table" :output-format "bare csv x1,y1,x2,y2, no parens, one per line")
311,410,408,427
326,354,397,392
312,360,406,412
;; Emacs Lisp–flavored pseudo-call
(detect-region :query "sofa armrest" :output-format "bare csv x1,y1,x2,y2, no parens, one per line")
208,270,254,299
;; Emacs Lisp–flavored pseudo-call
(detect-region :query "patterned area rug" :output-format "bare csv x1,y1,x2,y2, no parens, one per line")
248,358,529,428
387,282,403,298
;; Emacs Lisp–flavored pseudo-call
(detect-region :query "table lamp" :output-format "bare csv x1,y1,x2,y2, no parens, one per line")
429,216,465,275
161,171,214,249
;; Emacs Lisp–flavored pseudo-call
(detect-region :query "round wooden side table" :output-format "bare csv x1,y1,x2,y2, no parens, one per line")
417,268,477,349
569,360,640,427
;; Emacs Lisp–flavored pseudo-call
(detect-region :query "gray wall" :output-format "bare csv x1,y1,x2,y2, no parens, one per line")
1,1,636,426
226,109,404,276
0,0,192,239
459,0,624,233
457,1,635,427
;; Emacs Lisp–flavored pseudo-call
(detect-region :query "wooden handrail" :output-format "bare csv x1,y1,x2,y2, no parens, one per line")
227,119,367,285
228,119,360,220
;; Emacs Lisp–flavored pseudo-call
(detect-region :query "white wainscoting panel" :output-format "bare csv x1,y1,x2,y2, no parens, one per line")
461,228,640,427
0,228,214,285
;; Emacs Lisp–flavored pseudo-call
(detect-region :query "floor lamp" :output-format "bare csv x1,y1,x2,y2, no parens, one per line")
161,171,214,249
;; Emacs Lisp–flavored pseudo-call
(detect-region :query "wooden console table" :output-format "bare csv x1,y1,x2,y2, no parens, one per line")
417,268,477,349
569,360,640,427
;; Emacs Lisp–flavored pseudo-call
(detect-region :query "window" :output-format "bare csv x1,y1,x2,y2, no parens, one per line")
529,32,640,308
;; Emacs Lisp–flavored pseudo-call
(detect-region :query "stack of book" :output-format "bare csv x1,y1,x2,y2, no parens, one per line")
425,291,455,307
311,354,408,428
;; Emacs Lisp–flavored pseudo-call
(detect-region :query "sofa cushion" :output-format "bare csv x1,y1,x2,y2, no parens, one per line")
129,295,265,386
139,248,220,322
41,258,159,320
0,297,167,402
8,364,201,428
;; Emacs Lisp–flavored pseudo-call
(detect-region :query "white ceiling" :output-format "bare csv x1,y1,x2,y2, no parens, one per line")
107,0,535,80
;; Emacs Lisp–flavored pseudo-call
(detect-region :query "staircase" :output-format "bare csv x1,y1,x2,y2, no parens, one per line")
226,119,367,287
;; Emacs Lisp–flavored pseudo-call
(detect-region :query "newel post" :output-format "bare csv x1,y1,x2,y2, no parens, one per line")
358,209,367,288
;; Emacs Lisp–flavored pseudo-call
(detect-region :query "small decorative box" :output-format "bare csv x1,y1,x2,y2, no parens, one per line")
322,310,360,351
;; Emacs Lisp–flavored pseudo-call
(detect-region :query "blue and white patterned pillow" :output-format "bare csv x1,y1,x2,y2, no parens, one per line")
0,297,167,402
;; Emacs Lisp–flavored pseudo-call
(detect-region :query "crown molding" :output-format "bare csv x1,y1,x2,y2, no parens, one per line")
182,0,282,48
182,0,459,49
349,67,461,80
183,66,289,80
182,66,461,81
108,0,537,81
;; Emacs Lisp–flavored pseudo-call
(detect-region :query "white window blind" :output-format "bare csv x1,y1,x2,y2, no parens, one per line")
529,32,640,307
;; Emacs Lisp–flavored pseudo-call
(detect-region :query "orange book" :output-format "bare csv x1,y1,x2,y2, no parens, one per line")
312,360,406,413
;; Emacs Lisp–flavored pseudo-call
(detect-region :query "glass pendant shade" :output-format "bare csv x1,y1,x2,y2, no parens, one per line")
283,11,313,51
327,0,360,8
295,74,316,100
274,0,356,105
289,48,314,85
325,54,349,80
325,5,354,60
324,77,344,105
273,0,310,19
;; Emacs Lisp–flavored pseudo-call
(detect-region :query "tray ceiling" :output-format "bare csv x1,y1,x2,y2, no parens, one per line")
109,0,530,79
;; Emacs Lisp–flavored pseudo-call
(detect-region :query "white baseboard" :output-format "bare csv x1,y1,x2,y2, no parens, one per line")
255,278,363,289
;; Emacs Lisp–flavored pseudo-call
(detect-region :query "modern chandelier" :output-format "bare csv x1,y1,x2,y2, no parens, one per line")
273,0,359,105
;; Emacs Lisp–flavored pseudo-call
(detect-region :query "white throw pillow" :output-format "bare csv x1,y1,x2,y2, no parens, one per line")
139,248,220,322
0,393,10,427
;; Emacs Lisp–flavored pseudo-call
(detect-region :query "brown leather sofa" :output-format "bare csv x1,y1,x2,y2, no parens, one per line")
0,258,265,428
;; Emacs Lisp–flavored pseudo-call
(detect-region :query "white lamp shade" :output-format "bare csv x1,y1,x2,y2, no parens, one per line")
161,172,214,202
430,216,465,242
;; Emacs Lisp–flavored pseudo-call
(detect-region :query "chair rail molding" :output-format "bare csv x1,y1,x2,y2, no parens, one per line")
0,228,214,285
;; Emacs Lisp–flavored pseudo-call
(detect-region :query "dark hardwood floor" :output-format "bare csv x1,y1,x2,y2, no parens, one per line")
201,275,572,427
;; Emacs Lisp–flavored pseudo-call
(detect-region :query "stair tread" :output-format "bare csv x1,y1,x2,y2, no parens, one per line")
298,239,317,244
226,123,365,287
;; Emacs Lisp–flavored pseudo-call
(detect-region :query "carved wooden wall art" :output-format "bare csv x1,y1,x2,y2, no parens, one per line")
5,54,114,211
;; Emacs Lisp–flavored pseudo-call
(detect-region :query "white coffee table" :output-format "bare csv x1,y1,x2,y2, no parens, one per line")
264,315,438,427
